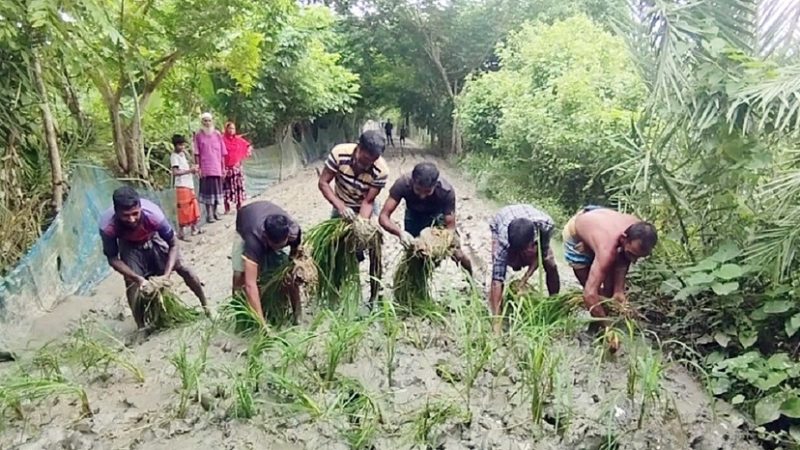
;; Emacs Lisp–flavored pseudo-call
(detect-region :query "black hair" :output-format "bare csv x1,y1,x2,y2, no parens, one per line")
263,214,291,243
625,221,658,252
411,162,440,189
508,218,538,251
172,134,187,147
358,130,386,157
112,186,140,211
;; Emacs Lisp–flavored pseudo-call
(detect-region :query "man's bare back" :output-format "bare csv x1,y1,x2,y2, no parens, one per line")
574,208,640,257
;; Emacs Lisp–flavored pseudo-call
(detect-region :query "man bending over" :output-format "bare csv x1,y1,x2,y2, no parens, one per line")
562,206,657,321
99,186,208,328
379,162,472,274
489,204,560,333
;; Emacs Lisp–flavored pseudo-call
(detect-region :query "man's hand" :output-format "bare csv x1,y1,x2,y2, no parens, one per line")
191,165,199,174
339,207,356,222
400,231,415,249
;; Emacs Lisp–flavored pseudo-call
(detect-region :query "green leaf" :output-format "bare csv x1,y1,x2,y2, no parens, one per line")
714,332,731,348
789,425,800,443
755,394,783,425
709,244,741,263
738,328,758,349
686,272,715,286
660,278,681,294
709,376,731,395
684,258,718,273
786,313,800,337
764,300,794,314
731,394,745,405
755,372,787,391
712,264,744,280
675,285,704,300
767,353,792,369
781,396,800,418
712,281,739,296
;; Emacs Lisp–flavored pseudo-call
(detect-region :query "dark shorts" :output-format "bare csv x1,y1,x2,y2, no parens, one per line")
404,210,445,237
120,235,176,279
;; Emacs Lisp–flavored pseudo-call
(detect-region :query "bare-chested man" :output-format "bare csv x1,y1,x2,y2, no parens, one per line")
562,206,657,321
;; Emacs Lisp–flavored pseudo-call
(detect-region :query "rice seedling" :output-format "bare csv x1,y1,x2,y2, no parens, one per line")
322,309,372,384
219,293,270,335
264,369,324,417
260,246,319,326
306,218,382,309
335,377,382,449
380,296,402,387
228,368,257,419
0,375,90,422
393,228,457,309
410,398,467,448
66,322,144,382
519,332,563,425
31,345,64,380
169,325,214,418
450,286,495,407
141,276,201,329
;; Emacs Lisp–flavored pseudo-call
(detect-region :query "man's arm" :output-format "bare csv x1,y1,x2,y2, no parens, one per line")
163,234,179,277
359,187,380,219
172,166,194,176
443,213,456,230
108,257,145,283
318,167,348,212
242,258,266,325
193,134,201,166
583,248,614,318
611,262,629,304
289,229,302,258
378,197,404,237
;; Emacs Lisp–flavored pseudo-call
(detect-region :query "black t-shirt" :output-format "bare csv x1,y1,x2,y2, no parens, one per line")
236,201,301,264
389,174,456,216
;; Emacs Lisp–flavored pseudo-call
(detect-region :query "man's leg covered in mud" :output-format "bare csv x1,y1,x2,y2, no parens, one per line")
368,247,381,307
174,261,209,313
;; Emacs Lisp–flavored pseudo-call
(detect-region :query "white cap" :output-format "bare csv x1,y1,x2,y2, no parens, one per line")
200,112,213,120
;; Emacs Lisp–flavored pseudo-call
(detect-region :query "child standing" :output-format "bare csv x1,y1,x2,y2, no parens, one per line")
170,134,201,240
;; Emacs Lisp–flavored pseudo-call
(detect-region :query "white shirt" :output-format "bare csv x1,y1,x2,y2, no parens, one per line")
170,152,194,189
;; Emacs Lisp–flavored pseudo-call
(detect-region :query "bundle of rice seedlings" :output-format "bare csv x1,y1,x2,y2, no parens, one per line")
222,248,320,333
505,288,583,330
140,276,201,329
306,218,383,308
393,228,457,309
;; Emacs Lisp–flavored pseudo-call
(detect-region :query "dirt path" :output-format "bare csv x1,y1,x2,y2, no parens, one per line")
1,145,759,450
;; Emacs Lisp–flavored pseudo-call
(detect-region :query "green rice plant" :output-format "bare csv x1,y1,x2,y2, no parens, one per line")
393,228,458,310
306,218,383,310
142,284,201,329
66,322,144,382
0,375,90,422
335,377,382,449
306,219,360,307
228,368,257,419
410,398,467,447
505,288,583,335
380,296,402,387
322,309,372,384
31,345,64,380
518,332,562,425
450,287,495,407
265,369,323,417
219,293,270,336
169,325,214,418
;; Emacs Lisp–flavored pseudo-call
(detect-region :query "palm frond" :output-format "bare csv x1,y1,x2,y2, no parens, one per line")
758,0,800,58
727,62,800,136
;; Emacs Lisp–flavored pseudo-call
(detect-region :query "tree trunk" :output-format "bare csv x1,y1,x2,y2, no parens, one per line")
31,51,64,213
59,66,87,130
107,102,128,173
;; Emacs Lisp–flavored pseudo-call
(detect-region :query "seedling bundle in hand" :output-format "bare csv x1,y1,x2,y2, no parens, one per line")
393,227,457,309
141,276,201,329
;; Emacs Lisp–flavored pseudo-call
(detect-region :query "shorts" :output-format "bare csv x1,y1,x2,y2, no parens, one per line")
404,210,445,237
120,234,177,278
231,235,289,278
561,205,604,269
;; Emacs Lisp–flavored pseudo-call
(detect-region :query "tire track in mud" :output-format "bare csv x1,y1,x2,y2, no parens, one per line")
1,144,760,450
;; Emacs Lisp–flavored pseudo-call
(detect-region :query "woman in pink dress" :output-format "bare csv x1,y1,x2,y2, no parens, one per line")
222,121,252,213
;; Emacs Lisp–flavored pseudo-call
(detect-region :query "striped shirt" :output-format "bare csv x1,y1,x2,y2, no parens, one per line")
490,204,554,282
325,143,390,208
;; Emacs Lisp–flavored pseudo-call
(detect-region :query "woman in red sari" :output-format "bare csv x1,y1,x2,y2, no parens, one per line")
222,122,252,213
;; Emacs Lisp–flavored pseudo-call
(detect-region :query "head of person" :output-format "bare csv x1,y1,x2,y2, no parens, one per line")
411,162,439,198
112,186,142,230
619,221,658,264
172,134,187,153
263,214,291,251
200,112,214,133
225,121,236,136
508,218,541,264
353,130,385,172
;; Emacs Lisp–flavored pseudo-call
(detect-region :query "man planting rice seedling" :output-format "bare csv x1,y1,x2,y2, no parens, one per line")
489,204,560,334
317,130,389,303
379,161,472,274
231,200,306,326
98,186,209,329
562,206,657,350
